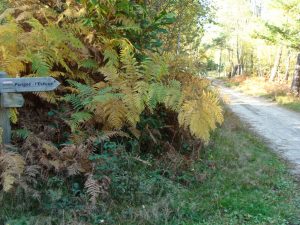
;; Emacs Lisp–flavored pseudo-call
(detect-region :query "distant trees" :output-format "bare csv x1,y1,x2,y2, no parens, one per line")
210,0,300,94
262,0,300,93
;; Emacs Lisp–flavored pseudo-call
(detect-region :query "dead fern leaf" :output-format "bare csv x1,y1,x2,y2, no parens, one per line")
85,174,101,206
0,152,25,192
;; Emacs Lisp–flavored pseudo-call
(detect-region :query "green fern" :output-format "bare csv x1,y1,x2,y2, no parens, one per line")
30,52,51,77
67,111,93,132
13,128,31,140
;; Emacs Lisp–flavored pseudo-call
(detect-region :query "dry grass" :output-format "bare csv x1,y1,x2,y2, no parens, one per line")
225,76,300,112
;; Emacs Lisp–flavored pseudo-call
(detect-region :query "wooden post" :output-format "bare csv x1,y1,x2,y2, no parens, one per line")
0,72,11,144
0,72,60,144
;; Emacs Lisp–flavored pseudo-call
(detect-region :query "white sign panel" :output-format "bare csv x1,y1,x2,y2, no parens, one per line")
0,77,60,93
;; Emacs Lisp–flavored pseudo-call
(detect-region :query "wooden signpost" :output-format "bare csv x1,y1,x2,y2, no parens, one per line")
0,72,60,144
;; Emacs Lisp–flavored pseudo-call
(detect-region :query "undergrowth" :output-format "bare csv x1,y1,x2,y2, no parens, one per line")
1,110,300,225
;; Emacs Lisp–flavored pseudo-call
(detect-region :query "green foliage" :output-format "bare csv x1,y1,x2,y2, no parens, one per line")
1,111,300,224
0,0,222,140
0,1,7,14
13,129,31,140
0,1,224,224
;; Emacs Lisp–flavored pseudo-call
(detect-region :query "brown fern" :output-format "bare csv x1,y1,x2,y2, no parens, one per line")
0,151,25,192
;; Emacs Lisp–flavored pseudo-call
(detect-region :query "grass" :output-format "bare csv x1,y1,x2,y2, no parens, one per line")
275,95,300,112
224,76,300,112
2,110,300,224
165,110,300,225
116,110,300,224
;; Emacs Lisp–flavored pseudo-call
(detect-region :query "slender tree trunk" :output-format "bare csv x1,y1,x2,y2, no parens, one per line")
257,51,263,77
236,35,241,75
269,46,283,81
268,48,272,76
176,28,181,55
227,49,233,78
218,48,222,77
291,53,300,95
239,44,244,75
284,50,291,81
250,50,254,75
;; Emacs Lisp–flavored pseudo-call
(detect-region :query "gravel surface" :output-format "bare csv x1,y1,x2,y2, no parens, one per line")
218,84,300,175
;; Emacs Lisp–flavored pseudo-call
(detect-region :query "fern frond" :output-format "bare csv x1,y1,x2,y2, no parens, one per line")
64,94,84,111
0,151,25,192
67,111,93,132
103,47,119,67
34,92,58,104
9,108,19,124
99,65,119,82
123,91,145,125
114,15,142,33
0,48,25,75
164,80,182,111
120,47,142,78
85,174,101,206
102,100,127,129
147,83,167,109
178,90,223,142
79,58,98,69
95,130,130,142
13,128,31,140
27,18,44,31
68,80,96,99
141,54,169,81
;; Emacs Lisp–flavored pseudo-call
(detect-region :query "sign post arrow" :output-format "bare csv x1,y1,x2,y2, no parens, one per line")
0,72,61,144
0,77,61,93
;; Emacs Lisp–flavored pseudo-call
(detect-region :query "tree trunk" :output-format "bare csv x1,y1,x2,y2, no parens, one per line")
218,48,222,77
233,65,239,76
250,50,254,75
239,44,244,75
269,46,283,81
176,29,181,55
227,49,233,78
291,53,300,94
284,50,291,81
236,35,241,75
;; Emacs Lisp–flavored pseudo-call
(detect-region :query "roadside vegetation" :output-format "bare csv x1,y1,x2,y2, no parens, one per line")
224,75,300,112
2,109,300,224
1,0,300,224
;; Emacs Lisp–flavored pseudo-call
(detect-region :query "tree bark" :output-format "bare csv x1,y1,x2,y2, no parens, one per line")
284,50,291,81
269,46,283,81
227,49,233,78
250,50,254,75
233,65,239,76
236,35,241,75
176,30,181,55
291,53,300,95
239,44,244,75
218,48,222,77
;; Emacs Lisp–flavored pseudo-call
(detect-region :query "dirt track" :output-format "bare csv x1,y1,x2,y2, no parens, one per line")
218,84,300,175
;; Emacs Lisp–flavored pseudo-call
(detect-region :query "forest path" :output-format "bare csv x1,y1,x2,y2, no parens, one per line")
216,81,300,175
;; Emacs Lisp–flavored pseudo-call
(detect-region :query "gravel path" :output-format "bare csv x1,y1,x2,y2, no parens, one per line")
218,84,300,175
